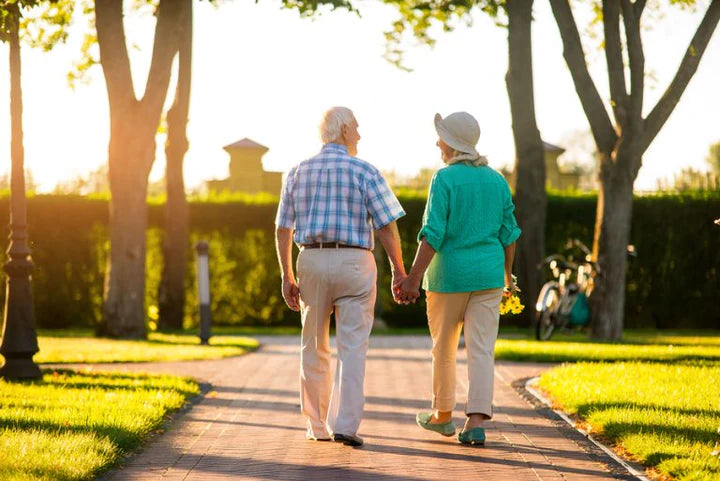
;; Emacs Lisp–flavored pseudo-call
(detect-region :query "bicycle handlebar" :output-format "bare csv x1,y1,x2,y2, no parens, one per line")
539,254,577,271
565,238,591,256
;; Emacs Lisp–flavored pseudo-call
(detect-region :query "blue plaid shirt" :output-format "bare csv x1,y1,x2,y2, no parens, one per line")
275,143,405,249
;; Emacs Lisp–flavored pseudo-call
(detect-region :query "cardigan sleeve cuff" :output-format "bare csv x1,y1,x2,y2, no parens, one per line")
499,226,521,247
418,226,443,251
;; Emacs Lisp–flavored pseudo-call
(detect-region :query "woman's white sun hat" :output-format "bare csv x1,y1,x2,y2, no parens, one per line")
434,112,488,166
434,112,480,155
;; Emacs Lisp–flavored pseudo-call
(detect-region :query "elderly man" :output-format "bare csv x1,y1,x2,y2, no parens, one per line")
275,107,407,447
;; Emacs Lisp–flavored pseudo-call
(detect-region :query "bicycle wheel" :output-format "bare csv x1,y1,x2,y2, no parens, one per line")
536,285,561,341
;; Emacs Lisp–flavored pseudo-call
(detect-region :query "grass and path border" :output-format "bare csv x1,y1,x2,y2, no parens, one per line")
0,370,205,481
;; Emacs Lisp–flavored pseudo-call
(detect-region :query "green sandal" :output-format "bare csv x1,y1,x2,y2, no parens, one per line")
457,427,486,445
416,412,456,437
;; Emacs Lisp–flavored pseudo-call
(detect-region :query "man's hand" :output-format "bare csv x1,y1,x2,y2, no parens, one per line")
276,227,300,311
392,271,408,304
282,276,301,311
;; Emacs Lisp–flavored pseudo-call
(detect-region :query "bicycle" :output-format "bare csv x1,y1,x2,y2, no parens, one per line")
535,239,596,341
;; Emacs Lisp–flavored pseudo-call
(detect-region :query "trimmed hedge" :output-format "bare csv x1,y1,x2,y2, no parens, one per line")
0,192,717,330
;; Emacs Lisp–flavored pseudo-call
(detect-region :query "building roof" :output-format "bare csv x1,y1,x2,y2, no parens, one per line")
223,138,269,152
542,141,565,153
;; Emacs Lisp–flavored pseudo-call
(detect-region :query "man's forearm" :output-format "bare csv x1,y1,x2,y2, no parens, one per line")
375,221,405,274
275,227,295,280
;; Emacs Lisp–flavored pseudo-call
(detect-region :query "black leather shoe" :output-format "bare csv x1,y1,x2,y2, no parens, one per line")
332,433,364,446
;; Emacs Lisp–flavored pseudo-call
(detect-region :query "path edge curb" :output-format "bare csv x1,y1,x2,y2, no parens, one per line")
523,376,652,481
94,380,214,481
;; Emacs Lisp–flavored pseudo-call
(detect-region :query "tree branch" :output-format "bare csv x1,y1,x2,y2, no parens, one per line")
603,0,628,129
621,0,644,130
549,0,617,153
95,0,135,109
142,0,183,122
634,0,646,18
166,0,192,157
641,1,720,154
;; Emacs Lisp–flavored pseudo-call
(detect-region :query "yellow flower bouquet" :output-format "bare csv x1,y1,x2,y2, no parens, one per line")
500,275,524,315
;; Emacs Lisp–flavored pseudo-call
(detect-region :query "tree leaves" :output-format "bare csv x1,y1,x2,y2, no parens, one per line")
381,0,504,70
18,0,73,51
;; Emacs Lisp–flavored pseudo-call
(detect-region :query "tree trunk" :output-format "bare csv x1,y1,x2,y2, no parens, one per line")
95,0,184,338
100,126,155,339
589,151,635,340
158,0,192,330
505,0,546,326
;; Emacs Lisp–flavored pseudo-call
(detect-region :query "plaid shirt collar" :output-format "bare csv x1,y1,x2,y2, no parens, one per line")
321,143,348,155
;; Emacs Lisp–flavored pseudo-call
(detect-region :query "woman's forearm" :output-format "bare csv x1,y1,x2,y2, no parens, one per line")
503,241,516,282
407,238,436,285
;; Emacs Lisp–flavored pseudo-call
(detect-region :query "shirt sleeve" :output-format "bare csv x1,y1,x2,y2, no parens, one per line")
365,170,405,229
275,167,297,229
417,172,449,251
498,181,522,246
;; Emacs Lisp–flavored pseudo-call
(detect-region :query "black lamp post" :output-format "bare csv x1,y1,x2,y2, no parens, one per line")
0,6,40,380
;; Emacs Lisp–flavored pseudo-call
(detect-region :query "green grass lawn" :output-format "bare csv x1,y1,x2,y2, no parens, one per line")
494,338,720,363
538,362,720,481
0,370,199,481
506,329,720,480
36,331,259,364
492,328,720,363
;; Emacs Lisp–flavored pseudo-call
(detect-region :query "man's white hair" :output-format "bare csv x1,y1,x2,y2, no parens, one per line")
319,107,356,144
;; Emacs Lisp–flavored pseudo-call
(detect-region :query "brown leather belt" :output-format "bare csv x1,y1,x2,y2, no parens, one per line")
301,242,369,250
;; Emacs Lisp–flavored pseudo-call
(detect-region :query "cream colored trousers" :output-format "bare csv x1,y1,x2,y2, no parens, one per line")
426,288,503,418
296,248,376,438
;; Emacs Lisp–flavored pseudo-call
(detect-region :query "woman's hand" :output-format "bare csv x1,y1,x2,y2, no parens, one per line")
397,275,421,304
504,273,519,295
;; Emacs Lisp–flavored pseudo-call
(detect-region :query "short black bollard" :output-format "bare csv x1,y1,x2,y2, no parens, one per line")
196,241,212,345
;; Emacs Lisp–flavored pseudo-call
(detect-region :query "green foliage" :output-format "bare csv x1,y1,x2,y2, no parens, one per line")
1,192,718,330
538,361,720,481
279,0,356,17
626,192,720,329
0,370,199,480
380,0,504,69
66,0,357,87
543,191,720,329
1,0,73,51
707,139,720,174
18,0,73,51
192,190,279,204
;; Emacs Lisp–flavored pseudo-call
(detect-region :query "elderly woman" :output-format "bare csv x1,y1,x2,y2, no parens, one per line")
398,112,521,445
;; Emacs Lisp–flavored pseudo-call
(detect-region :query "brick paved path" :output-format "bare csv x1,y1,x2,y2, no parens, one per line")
92,336,628,481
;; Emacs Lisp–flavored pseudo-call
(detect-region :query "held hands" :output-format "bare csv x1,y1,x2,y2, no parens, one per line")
392,271,421,305
282,276,301,311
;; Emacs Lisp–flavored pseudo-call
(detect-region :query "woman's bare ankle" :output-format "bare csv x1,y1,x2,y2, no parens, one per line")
432,410,452,423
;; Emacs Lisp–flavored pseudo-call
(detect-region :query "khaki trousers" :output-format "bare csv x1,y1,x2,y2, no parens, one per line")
297,248,376,438
426,288,503,418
